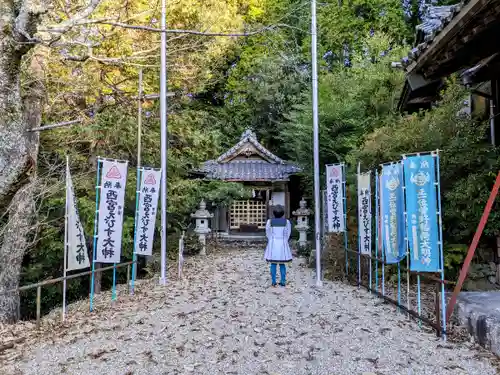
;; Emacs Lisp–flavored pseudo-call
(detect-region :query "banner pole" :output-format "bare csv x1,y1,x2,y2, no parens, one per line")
90,159,102,312
178,231,184,279
397,262,401,311
159,0,168,286
375,169,379,293
397,164,402,312
311,0,322,287
417,272,422,327
356,163,361,288
435,151,447,340
369,171,372,291
321,189,326,266
62,156,69,322
112,263,117,301
402,158,410,318
343,163,348,277
131,167,142,295
380,172,385,297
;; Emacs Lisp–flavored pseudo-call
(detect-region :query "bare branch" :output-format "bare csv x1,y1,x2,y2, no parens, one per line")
28,119,82,132
47,0,102,37
13,0,48,50
41,22,306,37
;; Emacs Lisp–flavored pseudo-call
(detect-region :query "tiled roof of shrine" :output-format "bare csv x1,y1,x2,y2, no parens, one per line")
195,129,302,181
398,4,468,69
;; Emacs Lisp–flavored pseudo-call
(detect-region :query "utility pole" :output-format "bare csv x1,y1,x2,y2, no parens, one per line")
311,0,322,287
159,0,168,285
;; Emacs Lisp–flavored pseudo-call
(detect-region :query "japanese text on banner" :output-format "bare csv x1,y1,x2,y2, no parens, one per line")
357,172,372,255
134,169,161,256
381,163,406,263
95,160,128,263
326,164,345,233
66,167,90,271
404,155,440,272
322,190,328,234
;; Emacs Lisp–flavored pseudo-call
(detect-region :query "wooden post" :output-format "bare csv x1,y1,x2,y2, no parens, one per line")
94,262,102,294
435,281,441,337
285,183,290,218
265,189,270,220
36,286,41,329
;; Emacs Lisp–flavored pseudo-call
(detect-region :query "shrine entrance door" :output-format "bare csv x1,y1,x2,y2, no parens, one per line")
229,200,267,230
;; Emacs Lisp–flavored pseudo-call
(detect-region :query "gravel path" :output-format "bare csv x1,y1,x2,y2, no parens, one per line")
2,248,498,375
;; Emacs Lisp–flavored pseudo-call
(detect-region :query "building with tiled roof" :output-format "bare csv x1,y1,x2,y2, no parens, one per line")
195,129,301,181
394,0,500,139
194,129,302,234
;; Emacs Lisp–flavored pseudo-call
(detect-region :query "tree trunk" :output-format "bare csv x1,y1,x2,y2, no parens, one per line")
0,182,38,322
0,1,44,323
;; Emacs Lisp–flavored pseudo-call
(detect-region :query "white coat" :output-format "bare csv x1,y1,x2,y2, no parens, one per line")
264,218,293,263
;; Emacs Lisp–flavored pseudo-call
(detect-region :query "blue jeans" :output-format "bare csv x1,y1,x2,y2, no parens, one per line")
270,263,286,285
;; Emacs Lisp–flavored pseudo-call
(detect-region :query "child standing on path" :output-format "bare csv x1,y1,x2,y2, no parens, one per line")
264,205,292,287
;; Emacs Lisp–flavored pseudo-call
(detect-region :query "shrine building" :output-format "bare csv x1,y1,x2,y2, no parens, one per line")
193,129,302,236
394,1,500,145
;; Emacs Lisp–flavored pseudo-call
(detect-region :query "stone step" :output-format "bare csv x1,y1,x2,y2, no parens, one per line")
456,291,500,356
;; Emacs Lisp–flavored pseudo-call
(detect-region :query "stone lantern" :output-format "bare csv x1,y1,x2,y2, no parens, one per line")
292,198,311,248
191,199,213,255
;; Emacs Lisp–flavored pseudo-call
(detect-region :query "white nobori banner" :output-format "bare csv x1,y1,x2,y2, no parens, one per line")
357,171,372,255
326,164,345,233
66,165,90,271
95,159,128,263
134,168,161,256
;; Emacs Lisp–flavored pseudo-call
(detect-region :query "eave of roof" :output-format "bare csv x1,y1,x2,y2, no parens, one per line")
194,130,303,182
399,0,500,80
461,53,500,86
195,160,302,182
216,129,284,164
394,0,500,112
403,3,472,71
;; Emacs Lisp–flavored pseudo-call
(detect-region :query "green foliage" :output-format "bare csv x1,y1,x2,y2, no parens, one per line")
224,52,309,151
317,0,411,58
350,81,500,275
16,0,500,319
279,33,406,186
444,244,468,280
296,242,311,257
181,232,204,256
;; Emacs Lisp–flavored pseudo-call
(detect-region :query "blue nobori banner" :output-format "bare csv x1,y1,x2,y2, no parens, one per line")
404,154,440,272
381,162,406,264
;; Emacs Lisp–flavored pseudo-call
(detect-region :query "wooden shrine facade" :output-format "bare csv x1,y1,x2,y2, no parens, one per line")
193,129,301,234
394,0,500,145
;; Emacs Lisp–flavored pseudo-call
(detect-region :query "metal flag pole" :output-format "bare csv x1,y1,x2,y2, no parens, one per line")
111,261,117,301
90,158,102,312
397,163,402,312
62,155,69,321
159,0,168,285
368,171,372,292
357,162,361,288
342,163,348,276
131,168,142,295
311,0,322,287
131,69,143,294
375,169,379,293
402,157,411,319
380,172,385,297
435,151,447,340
